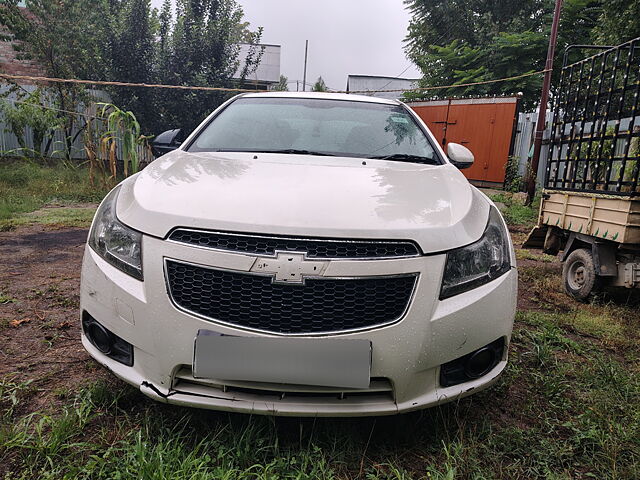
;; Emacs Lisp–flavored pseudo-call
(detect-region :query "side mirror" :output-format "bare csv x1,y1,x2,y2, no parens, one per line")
447,142,474,169
152,129,182,157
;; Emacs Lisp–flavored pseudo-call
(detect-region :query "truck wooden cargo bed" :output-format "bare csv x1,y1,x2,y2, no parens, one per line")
536,191,640,245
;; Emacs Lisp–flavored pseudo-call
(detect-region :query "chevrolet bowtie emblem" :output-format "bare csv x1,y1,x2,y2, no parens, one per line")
250,251,328,285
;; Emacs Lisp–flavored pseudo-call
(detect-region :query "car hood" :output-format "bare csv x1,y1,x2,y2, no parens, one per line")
117,150,490,253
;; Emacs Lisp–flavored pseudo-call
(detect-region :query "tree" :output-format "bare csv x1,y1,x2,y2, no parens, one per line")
404,32,548,106
404,0,549,59
593,0,640,45
1,0,263,147
106,0,157,132
151,0,263,134
273,75,289,91
0,0,112,159
312,76,328,92
403,0,604,107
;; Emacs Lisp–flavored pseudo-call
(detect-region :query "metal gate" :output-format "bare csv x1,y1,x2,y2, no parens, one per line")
408,97,519,187
544,37,640,196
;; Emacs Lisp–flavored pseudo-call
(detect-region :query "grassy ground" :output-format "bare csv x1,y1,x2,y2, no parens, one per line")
0,163,638,479
1,306,637,479
488,192,540,228
0,160,106,231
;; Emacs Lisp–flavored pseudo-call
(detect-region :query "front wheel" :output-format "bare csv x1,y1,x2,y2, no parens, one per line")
563,248,601,302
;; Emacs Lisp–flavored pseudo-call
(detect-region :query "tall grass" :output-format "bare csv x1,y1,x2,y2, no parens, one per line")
0,160,109,223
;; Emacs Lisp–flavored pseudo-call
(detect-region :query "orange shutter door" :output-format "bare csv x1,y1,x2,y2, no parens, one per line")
445,103,497,183
409,98,518,187
409,102,449,146
485,102,518,184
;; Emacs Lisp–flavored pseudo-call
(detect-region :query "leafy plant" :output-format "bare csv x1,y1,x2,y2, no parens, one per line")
98,103,147,177
504,155,524,192
82,103,152,188
593,0,640,45
312,76,328,92
0,376,33,418
272,75,289,91
0,89,60,160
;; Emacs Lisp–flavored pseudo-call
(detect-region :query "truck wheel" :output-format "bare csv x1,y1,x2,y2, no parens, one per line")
563,248,601,302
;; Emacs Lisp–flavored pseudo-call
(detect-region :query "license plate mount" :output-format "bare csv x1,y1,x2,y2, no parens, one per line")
193,330,372,389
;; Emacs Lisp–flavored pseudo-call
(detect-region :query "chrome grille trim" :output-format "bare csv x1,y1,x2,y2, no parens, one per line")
167,228,422,259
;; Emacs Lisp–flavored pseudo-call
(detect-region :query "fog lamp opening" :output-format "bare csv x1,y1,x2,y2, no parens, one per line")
440,337,505,387
82,311,134,366
86,321,113,354
464,347,496,378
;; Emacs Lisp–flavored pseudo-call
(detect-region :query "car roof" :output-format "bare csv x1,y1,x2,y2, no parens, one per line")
240,91,401,106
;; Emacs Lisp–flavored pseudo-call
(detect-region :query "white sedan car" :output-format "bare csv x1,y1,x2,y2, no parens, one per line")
80,92,516,416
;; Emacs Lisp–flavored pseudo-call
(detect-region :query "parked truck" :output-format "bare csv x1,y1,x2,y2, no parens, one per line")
524,37,640,301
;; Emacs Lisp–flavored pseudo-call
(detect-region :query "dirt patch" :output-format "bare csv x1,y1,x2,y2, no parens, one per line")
508,226,570,312
0,225,105,414
516,261,567,312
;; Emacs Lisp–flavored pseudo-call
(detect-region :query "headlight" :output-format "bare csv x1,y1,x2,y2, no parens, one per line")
440,206,511,299
89,186,143,280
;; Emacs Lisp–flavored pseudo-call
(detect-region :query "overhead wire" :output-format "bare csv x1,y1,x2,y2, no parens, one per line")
372,64,418,94
0,70,549,96
2,97,103,119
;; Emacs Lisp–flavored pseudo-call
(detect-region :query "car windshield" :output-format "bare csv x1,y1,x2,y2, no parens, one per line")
188,97,441,164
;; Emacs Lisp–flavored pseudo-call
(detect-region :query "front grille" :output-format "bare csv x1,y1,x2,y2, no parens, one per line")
168,229,421,258
165,260,417,334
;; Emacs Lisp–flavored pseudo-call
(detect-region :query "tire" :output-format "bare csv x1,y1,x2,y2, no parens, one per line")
563,248,601,302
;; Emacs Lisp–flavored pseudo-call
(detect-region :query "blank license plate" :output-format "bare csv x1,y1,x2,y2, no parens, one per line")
193,330,371,389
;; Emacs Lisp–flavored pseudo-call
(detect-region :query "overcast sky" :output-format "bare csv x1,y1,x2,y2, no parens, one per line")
150,0,421,90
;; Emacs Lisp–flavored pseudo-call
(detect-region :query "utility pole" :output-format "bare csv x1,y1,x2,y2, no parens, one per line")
527,0,564,204
302,40,308,92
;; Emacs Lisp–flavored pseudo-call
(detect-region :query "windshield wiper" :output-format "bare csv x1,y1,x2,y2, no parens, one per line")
254,149,337,157
368,153,439,164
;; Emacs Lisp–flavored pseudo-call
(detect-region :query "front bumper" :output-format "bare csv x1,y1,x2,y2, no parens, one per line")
80,235,517,417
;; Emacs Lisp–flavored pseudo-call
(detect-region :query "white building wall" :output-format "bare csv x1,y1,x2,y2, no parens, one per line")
346,75,419,100
235,44,281,85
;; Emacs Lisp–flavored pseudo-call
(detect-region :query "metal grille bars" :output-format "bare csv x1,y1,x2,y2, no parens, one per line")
545,37,640,196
